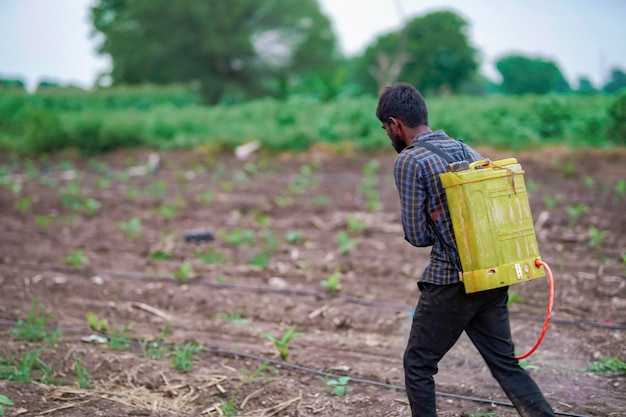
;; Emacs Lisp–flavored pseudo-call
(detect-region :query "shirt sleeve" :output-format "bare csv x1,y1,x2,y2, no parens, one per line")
394,152,435,247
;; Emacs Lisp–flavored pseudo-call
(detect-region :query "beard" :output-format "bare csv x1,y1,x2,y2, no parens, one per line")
391,135,407,154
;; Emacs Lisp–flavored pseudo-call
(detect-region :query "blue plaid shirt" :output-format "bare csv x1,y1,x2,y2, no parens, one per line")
394,131,483,285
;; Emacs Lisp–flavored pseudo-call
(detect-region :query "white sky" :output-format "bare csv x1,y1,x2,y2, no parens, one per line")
1,0,625,90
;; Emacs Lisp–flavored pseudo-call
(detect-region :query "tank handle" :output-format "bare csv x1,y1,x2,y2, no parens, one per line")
469,159,518,194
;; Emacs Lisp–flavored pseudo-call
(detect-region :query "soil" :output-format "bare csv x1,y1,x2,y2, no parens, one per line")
0,145,625,417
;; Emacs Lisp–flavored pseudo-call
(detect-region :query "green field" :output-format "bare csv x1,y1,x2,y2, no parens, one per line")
1,86,624,156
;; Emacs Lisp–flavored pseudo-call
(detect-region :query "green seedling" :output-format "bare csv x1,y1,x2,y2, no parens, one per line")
347,214,368,232
86,312,108,333
198,249,226,264
118,217,143,240
171,342,199,372
239,362,279,385
615,179,626,199
274,195,294,208
565,204,587,228
107,325,131,350
0,348,51,384
543,196,558,210
139,325,171,360
525,178,539,193
586,357,626,374
261,229,278,253
218,228,255,247
621,252,626,271
507,292,523,308
285,230,305,244
325,376,353,396
125,187,140,200
155,204,178,220
12,298,62,343
588,226,608,248
218,398,237,417
147,180,167,197
35,214,55,229
248,252,270,268
58,181,84,212
582,175,595,188
518,358,540,371
172,262,195,283
468,408,497,417
213,308,250,324
336,232,357,255
83,198,102,215
14,196,33,213
313,195,331,207
262,326,304,360
95,177,112,189
0,394,13,415
199,190,214,204
73,353,93,389
149,250,171,261
321,273,342,293
64,249,90,269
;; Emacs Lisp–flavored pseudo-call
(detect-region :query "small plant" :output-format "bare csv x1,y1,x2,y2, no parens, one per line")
518,358,540,371
199,190,214,204
543,196,558,210
64,249,90,269
262,326,304,360
148,250,171,261
325,376,353,396
507,292,523,308
239,362,279,385
468,408,497,417
171,342,199,372
14,196,33,213
73,353,93,389
565,204,587,228
86,312,108,333
347,214,368,232
139,325,171,360
213,308,250,324
147,180,168,197
336,232,357,255
248,252,270,268
107,325,131,350
198,249,226,264
0,348,50,384
582,175,595,188
0,394,13,415
621,252,626,271
118,217,143,240
321,272,342,293
588,226,609,248
172,261,195,283
218,228,255,247
12,298,62,343
285,230,305,244
615,179,626,200
586,357,626,374
35,214,55,229
83,198,102,215
155,204,178,220
125,187,140,200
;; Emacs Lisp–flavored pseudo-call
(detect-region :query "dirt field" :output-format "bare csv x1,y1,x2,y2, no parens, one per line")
0,145,625,417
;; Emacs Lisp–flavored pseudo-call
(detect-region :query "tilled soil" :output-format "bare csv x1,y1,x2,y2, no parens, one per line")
0,146,625,417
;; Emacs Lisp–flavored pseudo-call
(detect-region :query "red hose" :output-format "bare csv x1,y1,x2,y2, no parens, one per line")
516,259,554,360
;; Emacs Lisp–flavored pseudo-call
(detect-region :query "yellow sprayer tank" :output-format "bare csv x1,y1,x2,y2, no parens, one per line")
440,158,545,293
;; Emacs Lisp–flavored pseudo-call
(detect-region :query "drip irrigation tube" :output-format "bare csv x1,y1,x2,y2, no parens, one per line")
2,259,625,331
0,318,589,417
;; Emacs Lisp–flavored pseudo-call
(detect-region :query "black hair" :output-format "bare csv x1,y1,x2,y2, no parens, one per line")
375,82,429,128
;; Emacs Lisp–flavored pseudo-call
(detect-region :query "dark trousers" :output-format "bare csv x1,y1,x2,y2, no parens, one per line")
404,283,555,417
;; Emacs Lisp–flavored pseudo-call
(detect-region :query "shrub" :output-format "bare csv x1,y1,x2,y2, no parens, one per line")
606,91,626,145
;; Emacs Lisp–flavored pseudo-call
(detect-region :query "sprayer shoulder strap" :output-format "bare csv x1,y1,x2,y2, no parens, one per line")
413,140,465,274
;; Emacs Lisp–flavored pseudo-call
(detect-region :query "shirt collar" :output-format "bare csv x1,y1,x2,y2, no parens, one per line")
411,130,447,144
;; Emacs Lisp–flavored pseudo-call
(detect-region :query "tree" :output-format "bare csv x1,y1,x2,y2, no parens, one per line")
496,55,570,95
90,0,340,103
352,10,478,95
576,77,596,95
602,68,626,94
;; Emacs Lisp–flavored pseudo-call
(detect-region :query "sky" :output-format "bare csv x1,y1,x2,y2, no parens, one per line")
1,0,625,91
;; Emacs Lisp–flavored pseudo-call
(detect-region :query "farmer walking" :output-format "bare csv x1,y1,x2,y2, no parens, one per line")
376,82,555,417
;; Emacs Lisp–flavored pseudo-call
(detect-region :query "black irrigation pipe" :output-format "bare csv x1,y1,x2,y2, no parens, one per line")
0,318,589,417
2,258,626,332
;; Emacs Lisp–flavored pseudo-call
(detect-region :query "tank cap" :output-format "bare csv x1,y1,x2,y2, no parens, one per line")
447,161,470,172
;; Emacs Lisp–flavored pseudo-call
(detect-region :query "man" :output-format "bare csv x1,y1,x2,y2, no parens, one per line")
376,82,555,417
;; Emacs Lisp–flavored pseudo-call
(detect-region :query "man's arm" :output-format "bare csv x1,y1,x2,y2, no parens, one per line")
394,152,435,247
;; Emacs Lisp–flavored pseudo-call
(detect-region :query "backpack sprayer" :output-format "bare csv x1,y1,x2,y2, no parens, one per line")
420,142,554,359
